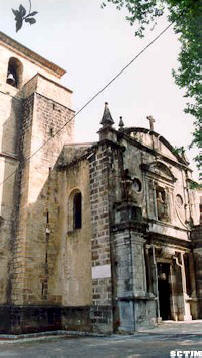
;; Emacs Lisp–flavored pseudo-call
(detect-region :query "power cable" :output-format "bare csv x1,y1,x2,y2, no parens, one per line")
0,22,173,187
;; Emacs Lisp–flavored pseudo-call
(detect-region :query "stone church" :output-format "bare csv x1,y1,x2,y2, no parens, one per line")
0,31,201,335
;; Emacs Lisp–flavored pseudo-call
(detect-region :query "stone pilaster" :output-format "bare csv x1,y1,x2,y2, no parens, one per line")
192,224,202,318
112,202,156,332
89,142,113,333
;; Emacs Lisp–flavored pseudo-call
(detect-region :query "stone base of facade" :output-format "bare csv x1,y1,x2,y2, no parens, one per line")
117,297,157,333
0,305,113,335
90,305,113,334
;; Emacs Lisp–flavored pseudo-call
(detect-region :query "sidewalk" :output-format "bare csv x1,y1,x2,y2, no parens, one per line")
0,322,201,358
0,320,201,344
138,320,202,335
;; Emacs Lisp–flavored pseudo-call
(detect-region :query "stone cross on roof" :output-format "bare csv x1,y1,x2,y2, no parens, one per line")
146,115,155,131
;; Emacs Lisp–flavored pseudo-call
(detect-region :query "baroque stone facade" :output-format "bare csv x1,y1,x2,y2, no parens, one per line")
0,32,201,334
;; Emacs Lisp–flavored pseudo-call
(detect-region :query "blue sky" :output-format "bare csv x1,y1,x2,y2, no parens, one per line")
0,0,198,177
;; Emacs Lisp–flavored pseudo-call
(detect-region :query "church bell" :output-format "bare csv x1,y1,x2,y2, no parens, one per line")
7,73,16,86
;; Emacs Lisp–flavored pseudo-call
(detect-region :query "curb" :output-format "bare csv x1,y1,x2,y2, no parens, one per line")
0,330,106,344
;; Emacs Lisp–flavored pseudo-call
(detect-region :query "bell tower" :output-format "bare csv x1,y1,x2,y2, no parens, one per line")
0,31,74,322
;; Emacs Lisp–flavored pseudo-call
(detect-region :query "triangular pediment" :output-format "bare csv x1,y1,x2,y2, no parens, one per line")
143,161,177,182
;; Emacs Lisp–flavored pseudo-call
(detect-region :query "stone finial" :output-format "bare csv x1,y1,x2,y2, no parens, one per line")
146,115,155,131
100,102,114,127
118,116,124,130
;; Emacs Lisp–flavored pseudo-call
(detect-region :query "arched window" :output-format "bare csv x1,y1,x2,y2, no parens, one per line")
68,189,82,232
73,192,82,229
6,57,23,88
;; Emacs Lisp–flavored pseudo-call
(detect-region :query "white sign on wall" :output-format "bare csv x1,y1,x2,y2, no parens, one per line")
92,264,111,279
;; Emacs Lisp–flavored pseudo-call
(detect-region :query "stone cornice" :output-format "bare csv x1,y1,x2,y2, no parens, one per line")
0,31,66,78
147,218,190,233
147,232,191,249
117,129,192,172
122,127,189,166
112,222,148,233
28,73,73,94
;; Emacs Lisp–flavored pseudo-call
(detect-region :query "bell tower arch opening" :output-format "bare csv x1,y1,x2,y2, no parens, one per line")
6,57,23,88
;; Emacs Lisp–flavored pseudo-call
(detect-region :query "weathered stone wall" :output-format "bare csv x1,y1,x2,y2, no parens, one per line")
60,159,92,307
1,31,201,333
89,142,115,332
11,89,74,305
0,37,73,309
22,74,72,108
119,135,199,239
115,132,200,324
89,145,112,304
0,92,22,155
0,157,19,304
0,89,22,305
95,124,200,330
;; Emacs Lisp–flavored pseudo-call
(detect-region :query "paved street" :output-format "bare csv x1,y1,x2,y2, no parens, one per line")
0,321,202,358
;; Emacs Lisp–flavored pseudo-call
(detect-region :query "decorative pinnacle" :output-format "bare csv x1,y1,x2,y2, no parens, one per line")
100,102,114,127
118,116,124,129
146,115,155,131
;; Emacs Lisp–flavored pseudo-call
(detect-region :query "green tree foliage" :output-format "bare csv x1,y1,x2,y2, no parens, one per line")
102,0,201,173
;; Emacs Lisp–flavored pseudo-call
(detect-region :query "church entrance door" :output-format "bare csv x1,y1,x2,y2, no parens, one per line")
158,263,171,320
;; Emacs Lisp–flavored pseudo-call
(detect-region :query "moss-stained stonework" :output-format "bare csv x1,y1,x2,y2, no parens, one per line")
0,33,201,334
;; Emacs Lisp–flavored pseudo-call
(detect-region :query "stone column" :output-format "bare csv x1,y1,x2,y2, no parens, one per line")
191,224,202,318
112,229,149,332
170,263,178,321
174,253,192,321
113,231,135,332
112,200,156,331
130,233,147,296
151,245,161,321
188,252,198,319
144,245,153,294
181,252,192,320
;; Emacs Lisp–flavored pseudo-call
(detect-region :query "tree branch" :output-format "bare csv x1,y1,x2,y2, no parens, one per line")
28,0,32,14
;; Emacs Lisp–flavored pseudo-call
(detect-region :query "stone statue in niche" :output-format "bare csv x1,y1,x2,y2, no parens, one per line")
156,188,169,221
121,169,133,201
